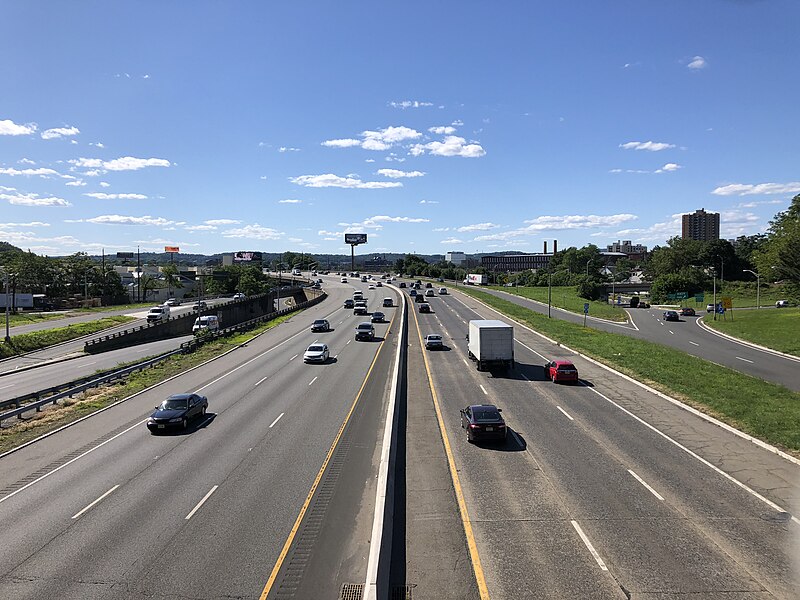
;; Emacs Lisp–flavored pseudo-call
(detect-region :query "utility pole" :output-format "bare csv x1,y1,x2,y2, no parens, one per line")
3,269,10,343
137,246,141,303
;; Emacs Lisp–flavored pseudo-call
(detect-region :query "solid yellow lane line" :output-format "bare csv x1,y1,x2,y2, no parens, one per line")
410,306,491,600
259,310,397,599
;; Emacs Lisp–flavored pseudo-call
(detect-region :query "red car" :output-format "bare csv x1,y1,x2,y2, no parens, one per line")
679,307,696,316
543,360,579,384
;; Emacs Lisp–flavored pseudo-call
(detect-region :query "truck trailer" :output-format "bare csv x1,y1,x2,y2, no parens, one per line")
467,320,514,371
463,273,488,285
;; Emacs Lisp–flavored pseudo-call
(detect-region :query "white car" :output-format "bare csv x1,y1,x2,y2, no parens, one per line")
438,287,447,295
776,299,789,308
233,292,246,300
303,343,330,363
368,284,375,290
193,315,220,333
424,334,443,350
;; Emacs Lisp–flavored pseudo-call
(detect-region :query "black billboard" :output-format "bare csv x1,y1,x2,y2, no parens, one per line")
344,233,367,245
233,251,263,262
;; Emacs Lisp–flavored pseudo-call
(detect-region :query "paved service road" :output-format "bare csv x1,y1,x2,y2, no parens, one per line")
406,286,799,599
0,281,399,600
472,286,800,392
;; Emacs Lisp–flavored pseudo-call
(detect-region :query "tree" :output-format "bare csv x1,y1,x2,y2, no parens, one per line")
161,264,183,297
754,194,800,291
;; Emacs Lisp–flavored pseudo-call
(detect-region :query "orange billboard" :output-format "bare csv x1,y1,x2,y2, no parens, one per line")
164,246,179,253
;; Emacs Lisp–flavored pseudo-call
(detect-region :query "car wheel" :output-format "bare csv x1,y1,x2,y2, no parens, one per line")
182,418,188,430
552,374,557,383
201,405,207,417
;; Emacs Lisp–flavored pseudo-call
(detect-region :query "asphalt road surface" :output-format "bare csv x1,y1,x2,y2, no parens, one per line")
405,285,799,599
471,286,800,392
0,281,399,599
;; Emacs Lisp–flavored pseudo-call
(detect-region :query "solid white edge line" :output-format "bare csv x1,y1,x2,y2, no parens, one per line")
71,484,120,519
453,290,800,469
269,412,284,428
185,485,219,520
556,405,574,421
364,287,405,599
571,520,608,571
255,376,268,387
696,315,800,363
308,376,317,386
452,288,800,524
627,469,664,501
479,384,488,396
0,419,146,505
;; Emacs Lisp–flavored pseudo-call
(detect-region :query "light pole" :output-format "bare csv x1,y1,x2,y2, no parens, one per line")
743,269,760,309
547,267,570,318
586,259,592,277
2,268,9,343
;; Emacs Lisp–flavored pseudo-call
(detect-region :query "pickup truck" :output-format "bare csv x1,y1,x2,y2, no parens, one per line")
146,306,170,324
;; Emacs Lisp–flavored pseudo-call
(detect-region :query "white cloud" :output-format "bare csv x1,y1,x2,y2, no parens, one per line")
687,56,707,69
419,199,439,204
409,135,486,158
0,191,71,207
433,227,450,232
41,126,80,140
323,237,338,241
288,237,303,243
365,159,375,163
388,100,433,109
376,168,425,178
452,120,464,126
18,158,36,165
369,215,429,224
84,192,148,200
279,147,300,152
221,224,284,240
619,141,675,151
205,219,241,225
655,163,682,173
457,222,500,232
65,179,87,187
609,168,650,174
184,225,217,232
711,182,800,196
82,169,101,177
472,214,637,242
290,174,402,189
0,221,49,228
80,215,175,226
70,156,171,171
89,142,105,148
441,237,464,244
736,199,786,209
321,138,362,148
0,167,62,177
384,156,406,162
99,181,110,188
279,199,302,203
0,119,37,136
322,126,422,152
429,126,456,135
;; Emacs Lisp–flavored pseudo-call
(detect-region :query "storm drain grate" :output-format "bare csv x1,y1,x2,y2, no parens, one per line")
340,583,363,600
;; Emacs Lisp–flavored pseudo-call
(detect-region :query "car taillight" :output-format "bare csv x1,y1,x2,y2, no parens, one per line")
469,424,479,429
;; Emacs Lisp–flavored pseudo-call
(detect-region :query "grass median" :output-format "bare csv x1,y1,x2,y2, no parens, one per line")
0,312,298,454
702,308,800,357
459,287,800,455
482,285,629,322
0,316,136,359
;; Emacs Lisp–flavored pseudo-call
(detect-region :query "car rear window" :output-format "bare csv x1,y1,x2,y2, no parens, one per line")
472,409,501,422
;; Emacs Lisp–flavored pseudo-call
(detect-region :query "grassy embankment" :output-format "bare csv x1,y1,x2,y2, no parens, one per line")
703,308,800,357
459,287,800,455
0,312,297,454
483,285,628,322
0,316,136,359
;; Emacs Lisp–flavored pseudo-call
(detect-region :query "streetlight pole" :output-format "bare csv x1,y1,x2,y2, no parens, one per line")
743,269,760,309
548,270,552,318
3,269,9,343
713,269,717,321
586,259,592,277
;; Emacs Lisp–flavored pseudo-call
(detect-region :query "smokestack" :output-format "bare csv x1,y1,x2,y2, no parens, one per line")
553,240,558,254
543,241,548,254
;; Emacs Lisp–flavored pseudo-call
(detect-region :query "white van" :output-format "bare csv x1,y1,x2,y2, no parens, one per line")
147,305,170,323
193,315,220,333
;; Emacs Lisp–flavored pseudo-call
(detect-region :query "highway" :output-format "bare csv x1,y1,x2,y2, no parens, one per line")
471,286,800,392
0,280,400,599
405,285,799,599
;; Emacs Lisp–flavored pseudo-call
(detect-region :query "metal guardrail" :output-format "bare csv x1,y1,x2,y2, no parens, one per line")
1,291,326,423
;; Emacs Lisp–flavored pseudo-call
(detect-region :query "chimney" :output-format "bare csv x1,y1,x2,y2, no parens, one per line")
553,240,558,254
543,241,548,254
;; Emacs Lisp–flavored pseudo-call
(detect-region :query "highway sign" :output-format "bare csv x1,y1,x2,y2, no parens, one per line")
583,303,589,314
722,297,733,310
695,293,704,302
676,291,689,300
344,233,367,245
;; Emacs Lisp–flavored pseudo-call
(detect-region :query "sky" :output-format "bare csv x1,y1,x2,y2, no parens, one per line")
1,0,799,258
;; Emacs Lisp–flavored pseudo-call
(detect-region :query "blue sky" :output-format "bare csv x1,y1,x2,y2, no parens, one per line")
2,1,799,257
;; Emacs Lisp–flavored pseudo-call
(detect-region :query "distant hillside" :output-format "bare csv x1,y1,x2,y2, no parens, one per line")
0,241,23,254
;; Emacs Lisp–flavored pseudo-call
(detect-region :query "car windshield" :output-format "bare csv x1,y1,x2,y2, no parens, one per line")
472,409,501,422
161,398,188,410
313,320,326,325
428,335,442,341
307,345,324,352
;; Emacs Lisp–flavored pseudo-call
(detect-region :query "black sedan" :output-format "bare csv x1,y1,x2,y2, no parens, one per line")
311,319,330,332
147,393,208,433
460,404,507,443
663,310,680,321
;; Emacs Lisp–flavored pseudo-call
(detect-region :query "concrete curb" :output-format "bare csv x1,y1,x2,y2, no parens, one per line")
458,290,800,467
0,352,86,378
364,285,406,600
696,316,800,363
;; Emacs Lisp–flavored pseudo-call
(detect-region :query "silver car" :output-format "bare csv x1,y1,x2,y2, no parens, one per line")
303,343,330,363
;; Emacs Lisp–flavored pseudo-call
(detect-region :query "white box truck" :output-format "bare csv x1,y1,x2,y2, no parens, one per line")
463,273,488,285
467,320,514,371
